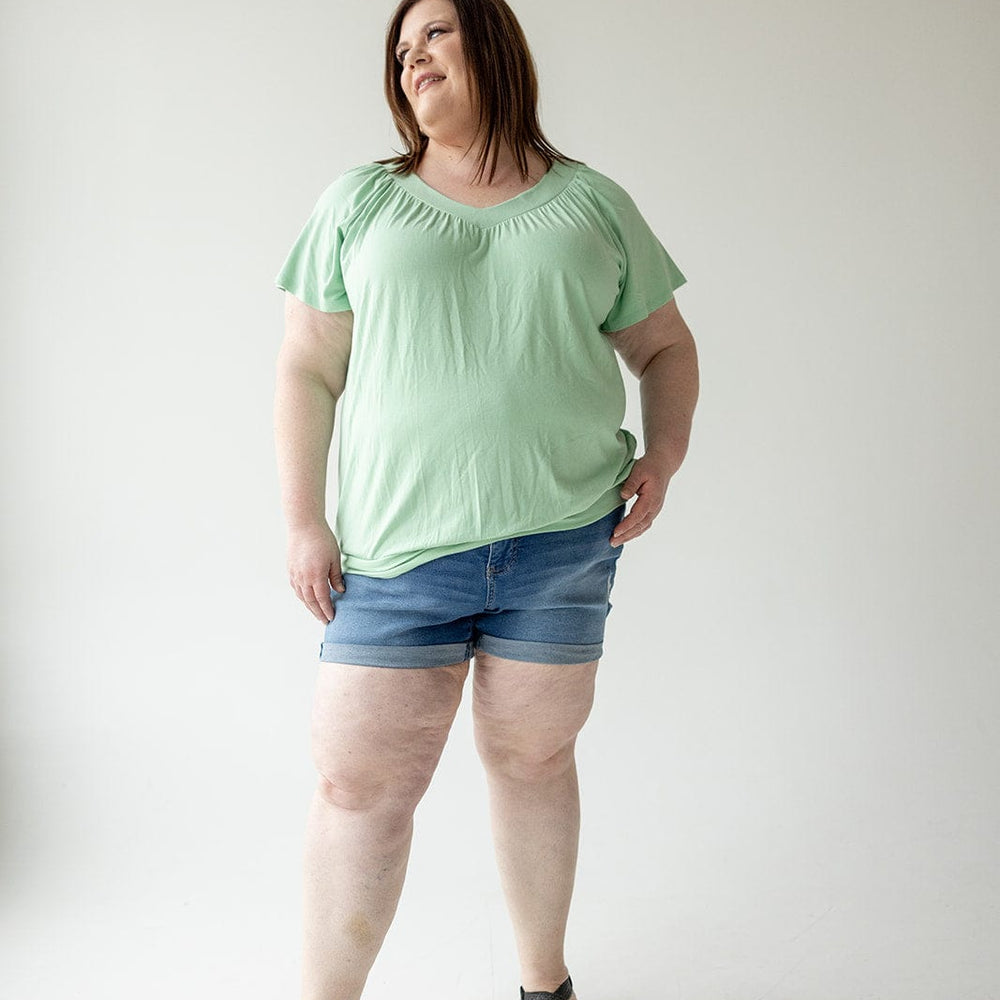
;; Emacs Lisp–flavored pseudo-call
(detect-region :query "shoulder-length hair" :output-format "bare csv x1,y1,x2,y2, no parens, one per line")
376,0,580,182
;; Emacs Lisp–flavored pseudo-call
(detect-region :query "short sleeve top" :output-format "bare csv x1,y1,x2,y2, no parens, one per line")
275,157,687,577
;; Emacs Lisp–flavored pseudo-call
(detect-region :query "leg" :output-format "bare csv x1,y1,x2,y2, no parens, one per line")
303,659,469,1000
472,649,598,1000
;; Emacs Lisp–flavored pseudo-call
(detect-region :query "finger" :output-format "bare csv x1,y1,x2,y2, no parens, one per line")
612,504,649,537
315,582,336,624
612,510,653,544
611,512,633,544
293,580,332,623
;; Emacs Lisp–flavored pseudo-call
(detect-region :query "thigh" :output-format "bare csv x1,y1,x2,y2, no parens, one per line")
471,651,598,762
310,660,469,803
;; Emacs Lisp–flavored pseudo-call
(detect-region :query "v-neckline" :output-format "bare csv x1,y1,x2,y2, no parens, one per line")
384,159,579,226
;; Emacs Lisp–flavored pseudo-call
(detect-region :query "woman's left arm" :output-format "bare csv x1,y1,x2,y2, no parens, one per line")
606,298,700,545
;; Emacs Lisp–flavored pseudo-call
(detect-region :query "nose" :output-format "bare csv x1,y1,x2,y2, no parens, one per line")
405,41,429,72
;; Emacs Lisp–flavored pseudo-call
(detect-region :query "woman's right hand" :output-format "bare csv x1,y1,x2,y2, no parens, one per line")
286,521,346,623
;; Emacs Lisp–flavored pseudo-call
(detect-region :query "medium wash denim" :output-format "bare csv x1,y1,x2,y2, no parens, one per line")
319,504,627,668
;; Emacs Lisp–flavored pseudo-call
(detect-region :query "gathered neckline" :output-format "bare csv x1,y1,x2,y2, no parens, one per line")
382,159,581,226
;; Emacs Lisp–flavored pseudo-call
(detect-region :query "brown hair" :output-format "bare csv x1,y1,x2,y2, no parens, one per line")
376,0,581,182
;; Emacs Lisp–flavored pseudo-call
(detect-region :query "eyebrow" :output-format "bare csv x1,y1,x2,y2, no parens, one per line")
395,19,450,58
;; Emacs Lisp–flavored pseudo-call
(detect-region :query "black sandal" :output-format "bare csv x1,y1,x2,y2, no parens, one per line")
520,974,574,1000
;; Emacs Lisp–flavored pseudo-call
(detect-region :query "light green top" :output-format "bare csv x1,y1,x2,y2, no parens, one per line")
275,157,687,577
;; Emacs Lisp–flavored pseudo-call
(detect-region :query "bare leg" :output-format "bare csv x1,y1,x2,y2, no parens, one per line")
302,786,416,998
472,652,598,1000
302,659,469,1000
482,747,581,993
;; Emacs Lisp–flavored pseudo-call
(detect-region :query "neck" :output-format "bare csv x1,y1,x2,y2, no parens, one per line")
420,132,534,185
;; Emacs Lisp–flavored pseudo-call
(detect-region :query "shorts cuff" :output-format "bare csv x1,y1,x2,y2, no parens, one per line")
474,633,604,665
319,640,474,668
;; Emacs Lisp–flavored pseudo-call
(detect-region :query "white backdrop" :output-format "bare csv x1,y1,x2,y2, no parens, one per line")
2,1,998,997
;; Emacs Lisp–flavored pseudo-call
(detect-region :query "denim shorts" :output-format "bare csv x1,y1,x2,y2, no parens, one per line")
319,504,627,668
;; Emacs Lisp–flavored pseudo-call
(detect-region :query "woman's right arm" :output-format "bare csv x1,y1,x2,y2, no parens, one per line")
273,291,353,623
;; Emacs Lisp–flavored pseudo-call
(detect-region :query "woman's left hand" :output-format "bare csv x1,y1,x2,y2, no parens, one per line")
611,452,674,546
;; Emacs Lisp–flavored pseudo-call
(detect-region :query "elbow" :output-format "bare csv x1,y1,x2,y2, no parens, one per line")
275,357,344,403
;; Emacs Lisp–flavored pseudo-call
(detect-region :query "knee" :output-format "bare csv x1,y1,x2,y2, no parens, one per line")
472,683,593,782
311,743,442,815
474,731,579,783
312,768,430,839
314,770,391,812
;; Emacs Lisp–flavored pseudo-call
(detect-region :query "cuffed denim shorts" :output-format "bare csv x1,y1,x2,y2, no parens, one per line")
319,504,627,668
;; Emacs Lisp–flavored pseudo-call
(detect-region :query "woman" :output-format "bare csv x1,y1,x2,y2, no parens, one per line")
273,0,699,997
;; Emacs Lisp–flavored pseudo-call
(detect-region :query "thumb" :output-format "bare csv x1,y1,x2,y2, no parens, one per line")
620,464,643,497
329,564,346,593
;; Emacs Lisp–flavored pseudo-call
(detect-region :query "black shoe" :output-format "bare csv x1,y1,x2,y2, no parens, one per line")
520,974,573,1000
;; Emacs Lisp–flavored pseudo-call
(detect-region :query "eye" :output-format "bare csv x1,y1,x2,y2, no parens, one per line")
396,26,447,65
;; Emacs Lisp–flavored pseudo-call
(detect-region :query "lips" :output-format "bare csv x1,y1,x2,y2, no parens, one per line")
415,73,445,94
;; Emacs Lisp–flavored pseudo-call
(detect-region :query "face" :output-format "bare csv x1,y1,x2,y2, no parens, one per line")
396,0,475,132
